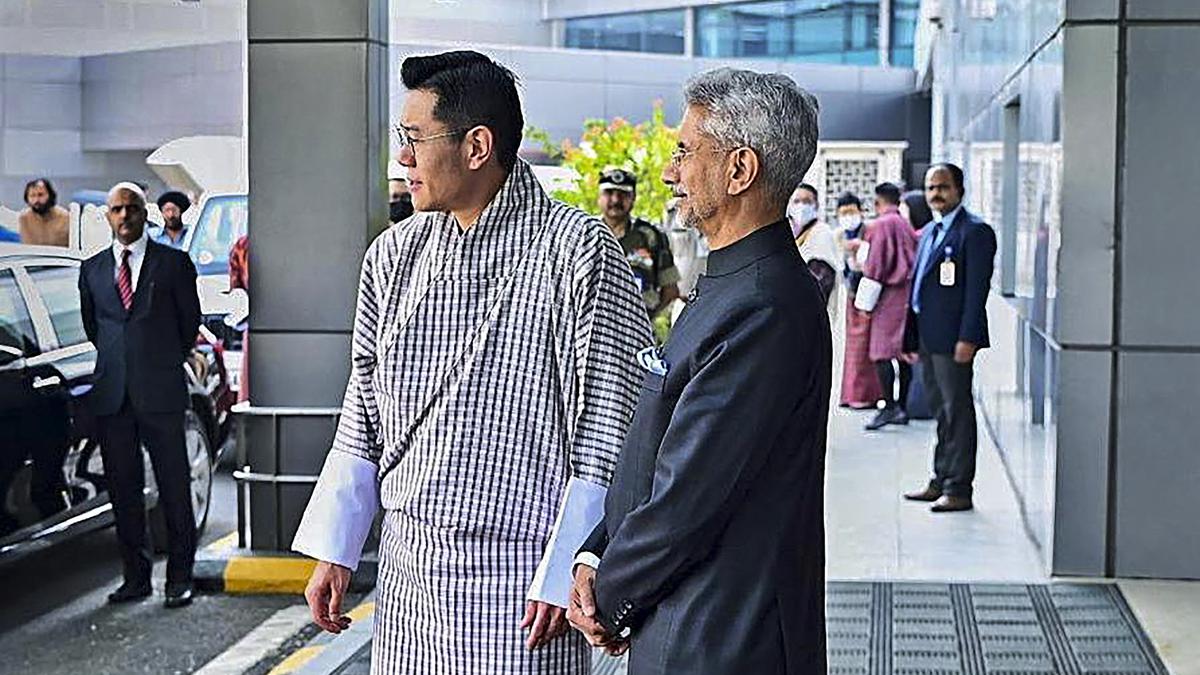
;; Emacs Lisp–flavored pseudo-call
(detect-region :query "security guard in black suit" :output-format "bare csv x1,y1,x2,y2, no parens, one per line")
79,182,201,608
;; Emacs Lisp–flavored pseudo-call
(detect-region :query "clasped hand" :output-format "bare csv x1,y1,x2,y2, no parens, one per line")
565,565,629,656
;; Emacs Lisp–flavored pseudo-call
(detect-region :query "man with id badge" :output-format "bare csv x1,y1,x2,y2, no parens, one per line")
903,163,997,513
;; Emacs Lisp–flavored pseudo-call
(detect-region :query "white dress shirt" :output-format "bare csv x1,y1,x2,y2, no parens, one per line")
111,228,149,292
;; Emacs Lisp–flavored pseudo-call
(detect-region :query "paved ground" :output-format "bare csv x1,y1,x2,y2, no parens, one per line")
0,469,313,675
317,581,1173,675
825,404,1047,582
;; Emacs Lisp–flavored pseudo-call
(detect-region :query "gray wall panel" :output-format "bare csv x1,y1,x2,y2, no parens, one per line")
815,91,910,140
1062,0,1119,21
1115,352,1200,577
247,41,381,333
503,47,608,83
1127,1,1200,20
2,80,81,130
1056,26,1117,346
246,332,353,409
604,83,685,125
1052,348,1111,576
2,54,80,82
1120,26,1200,347
248,0,386,42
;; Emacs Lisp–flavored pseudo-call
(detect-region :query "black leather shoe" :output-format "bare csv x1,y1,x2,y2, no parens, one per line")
107,581,152,604
904,484,943,502
931,495,974,512
164,582,194,609
890,408,910,426
865,407,895,431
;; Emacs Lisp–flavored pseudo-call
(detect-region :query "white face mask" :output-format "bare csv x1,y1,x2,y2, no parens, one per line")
787,202,819,236
837,214,862,230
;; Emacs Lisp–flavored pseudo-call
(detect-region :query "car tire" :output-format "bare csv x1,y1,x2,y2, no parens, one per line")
149,409,214,553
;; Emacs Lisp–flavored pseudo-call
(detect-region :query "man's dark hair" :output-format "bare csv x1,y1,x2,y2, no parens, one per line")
24,178,57,207
401,51,524,171
796,182,818,201
874,182,902,205
928,162,965,192
836,191,861,209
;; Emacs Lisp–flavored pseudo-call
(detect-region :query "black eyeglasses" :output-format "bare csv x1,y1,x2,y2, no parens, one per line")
392,125,468,157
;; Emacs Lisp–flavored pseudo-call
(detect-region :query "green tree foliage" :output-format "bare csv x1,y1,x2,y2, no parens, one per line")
530,102,679,225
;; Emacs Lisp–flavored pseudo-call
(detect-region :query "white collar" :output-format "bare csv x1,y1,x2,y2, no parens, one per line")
112,228,149,261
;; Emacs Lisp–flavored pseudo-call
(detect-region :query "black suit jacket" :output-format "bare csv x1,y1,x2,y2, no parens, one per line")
79,238,201,416
581,222,831,675
908,208,997,354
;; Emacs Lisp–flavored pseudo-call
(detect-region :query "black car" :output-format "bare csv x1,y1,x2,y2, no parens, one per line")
0,244,233,564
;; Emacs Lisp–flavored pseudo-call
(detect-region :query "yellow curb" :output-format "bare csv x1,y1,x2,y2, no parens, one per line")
224,557,318,594
267,645,325,675
346,600,375,622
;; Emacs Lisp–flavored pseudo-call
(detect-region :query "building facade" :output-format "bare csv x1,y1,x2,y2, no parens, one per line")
1,0,927,207
928,0,1200,579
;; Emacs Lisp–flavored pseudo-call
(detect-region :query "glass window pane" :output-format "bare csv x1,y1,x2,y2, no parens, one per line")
698,1,879,65
565,10,685,55
0,270,38,356
890,0,920,67
27,265,87,348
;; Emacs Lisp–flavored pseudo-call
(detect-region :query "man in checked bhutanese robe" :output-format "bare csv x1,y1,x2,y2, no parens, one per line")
292,50,651,674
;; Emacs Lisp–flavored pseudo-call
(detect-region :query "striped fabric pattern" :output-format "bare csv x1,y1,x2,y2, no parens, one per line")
330,160,651,674
117,248,133,311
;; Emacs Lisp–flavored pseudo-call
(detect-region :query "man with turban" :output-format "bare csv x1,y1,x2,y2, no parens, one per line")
153,190,192,249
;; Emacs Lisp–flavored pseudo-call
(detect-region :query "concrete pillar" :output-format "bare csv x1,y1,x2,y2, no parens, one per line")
1051,14,1119,576
239,0,389,550
1110,2,1200,579
1055,0,1200,579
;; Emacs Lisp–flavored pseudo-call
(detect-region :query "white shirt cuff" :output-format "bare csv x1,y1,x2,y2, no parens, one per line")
527,477,607,608
291,451,379,571
573,551,601,571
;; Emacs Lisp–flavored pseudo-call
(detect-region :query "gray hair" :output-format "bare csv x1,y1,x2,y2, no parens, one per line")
683,67,819,205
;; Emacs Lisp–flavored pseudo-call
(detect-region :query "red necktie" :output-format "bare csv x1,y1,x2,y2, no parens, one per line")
117,248,133,312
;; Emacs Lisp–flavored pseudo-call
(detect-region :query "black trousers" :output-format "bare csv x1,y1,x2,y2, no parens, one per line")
919,348,978,498
97,396,195,586
873,359,912,409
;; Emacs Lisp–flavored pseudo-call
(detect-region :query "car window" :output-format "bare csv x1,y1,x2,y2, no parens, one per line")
26,265,88,348
189,195,248,276
0,269,38,357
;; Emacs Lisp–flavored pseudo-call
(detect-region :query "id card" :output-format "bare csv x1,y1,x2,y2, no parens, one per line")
939,260,956,286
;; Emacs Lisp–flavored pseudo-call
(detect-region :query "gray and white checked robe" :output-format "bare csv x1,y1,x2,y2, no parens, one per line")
293,160,651,674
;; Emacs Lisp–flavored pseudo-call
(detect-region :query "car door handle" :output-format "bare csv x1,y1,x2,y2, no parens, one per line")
33,375,62,390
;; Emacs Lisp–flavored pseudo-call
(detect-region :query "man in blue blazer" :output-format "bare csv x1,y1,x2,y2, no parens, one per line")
903,163,996,512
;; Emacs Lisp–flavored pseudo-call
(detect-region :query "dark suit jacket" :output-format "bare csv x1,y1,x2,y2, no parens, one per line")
908,207,997,354
581,222,832,675
79,237,201,416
